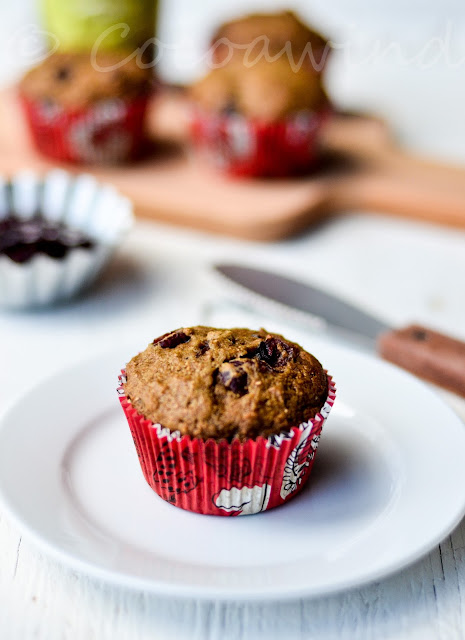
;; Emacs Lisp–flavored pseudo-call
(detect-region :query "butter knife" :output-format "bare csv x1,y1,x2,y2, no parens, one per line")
214,263,465,398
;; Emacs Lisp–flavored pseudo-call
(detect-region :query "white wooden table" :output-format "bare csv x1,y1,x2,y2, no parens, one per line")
2,1,465,638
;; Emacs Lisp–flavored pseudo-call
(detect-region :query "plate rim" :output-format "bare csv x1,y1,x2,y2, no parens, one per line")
1,343,465,602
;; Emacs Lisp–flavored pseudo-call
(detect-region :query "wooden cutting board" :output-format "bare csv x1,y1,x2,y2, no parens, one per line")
2,88,465,241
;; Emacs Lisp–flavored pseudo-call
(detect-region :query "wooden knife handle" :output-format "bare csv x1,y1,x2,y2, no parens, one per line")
378,325,465,397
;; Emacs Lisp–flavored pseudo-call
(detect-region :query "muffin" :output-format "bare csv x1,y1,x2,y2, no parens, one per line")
189,10,331,177
118,326,336,516
19,52,153,164
210,10,331,74
189,56,330,176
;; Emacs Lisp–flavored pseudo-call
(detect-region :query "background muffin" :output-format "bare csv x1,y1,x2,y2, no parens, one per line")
119,326,336,516
19,52,153,164
189,10,332,177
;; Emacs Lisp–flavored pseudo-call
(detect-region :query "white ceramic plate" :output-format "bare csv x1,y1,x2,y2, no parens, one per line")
1,338,465,601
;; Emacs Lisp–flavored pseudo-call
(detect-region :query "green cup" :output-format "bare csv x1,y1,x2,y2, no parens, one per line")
41,0,158,53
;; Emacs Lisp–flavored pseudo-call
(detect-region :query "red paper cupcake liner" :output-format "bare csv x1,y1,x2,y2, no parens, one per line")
190,107,331,177
19,93,150,165
118,371,336,516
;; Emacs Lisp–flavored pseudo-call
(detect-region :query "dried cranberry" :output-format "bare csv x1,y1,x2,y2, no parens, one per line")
222,99,237,115
157,331,191,349
218,360,248,395
258,340,274,363
257,337,298,368
55,66,71,82
197,341,210,356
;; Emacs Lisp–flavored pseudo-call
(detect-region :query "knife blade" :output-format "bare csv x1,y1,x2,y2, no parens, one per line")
214,263,465,398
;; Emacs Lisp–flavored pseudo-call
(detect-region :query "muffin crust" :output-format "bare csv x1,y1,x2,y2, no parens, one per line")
211,10,330,70
190,58,327,122
20,52,151,109
124,326,328,441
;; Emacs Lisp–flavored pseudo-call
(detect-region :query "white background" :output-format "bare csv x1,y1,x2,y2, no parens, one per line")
2,1,465,638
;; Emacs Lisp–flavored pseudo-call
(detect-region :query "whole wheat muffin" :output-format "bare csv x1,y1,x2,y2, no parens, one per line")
19,51,152,164
124,326,329,441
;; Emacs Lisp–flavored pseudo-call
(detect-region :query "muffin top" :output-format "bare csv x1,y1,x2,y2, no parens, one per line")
211,10,330,72
19,52,152,109
190,57,327,122
124,326,328,441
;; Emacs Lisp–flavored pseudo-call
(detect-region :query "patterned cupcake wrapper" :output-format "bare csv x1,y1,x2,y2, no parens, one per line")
190,107,331,177
19,93,150,165
118,371,336,516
